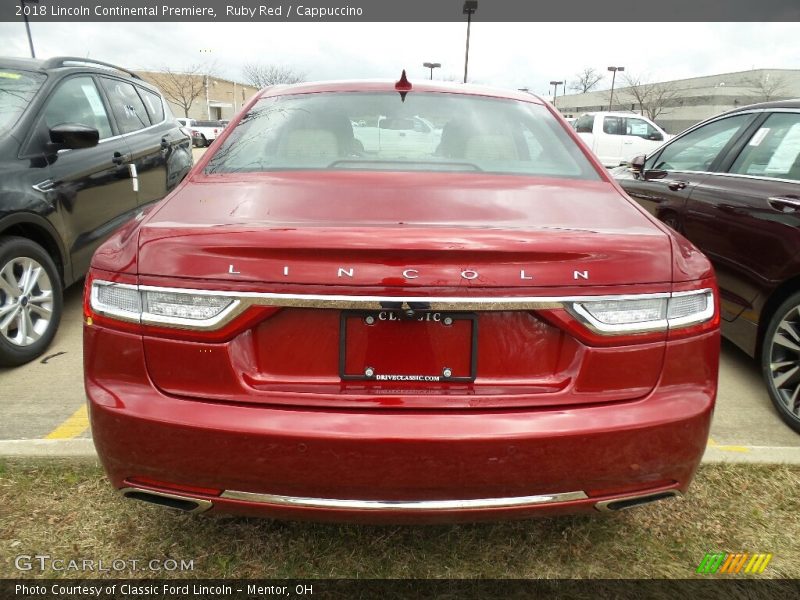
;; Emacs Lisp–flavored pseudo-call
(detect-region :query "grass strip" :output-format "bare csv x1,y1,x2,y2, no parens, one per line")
1,460,797,579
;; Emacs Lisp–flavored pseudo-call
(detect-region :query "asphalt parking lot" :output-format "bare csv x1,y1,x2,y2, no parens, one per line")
1,148,799,459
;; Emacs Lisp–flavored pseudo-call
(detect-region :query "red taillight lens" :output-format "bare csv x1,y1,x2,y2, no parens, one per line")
539,280,717,346
84,271,142,334
85,274,278,342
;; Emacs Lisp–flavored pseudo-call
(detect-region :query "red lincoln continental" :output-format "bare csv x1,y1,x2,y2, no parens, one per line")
84,76,719,523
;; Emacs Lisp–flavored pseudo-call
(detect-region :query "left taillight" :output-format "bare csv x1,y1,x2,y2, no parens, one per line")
89,279,236,324
86,275,271,342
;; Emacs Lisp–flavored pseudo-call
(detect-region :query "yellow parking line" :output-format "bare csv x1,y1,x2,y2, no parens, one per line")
44,404,89,439
707,437,750,453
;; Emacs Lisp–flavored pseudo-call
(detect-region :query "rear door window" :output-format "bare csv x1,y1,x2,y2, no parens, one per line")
729,112,800,181
138,87,165,124
99,77,150,134
603,116,625,135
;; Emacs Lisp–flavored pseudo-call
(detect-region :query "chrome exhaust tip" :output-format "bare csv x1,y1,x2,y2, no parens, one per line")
595,489,682,512
119,487,213,514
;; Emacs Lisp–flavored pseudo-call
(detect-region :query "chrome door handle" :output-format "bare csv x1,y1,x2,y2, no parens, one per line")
667,180,688,191
768,196,800,212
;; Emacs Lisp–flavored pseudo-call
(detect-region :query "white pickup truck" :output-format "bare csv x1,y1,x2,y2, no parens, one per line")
176,118,225,148
572,111,671,167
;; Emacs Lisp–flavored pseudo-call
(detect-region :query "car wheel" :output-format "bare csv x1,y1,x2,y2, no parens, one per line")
762,292,800,434
201,135,208,147
0,236,63,367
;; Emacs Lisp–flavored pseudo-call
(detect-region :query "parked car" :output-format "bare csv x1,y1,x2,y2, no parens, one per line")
573,111,671,167
85,78,719,523
183,119,225,148
0,56,192,366
613,99,800,433
359,115,441,156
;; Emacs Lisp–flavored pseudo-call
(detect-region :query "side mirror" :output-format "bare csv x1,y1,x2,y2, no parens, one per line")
49,124,100,150
629,155,646,173
648,132,664,141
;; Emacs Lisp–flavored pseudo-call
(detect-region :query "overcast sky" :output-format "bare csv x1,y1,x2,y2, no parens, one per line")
1,22,798,94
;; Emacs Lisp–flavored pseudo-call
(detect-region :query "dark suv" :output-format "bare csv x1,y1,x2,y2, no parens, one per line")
0,56,192,366
614,100,800,433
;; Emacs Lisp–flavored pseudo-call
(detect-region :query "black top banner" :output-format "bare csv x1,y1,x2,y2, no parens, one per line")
2,0,800,22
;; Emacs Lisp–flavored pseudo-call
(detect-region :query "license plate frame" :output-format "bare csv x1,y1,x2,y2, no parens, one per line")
338,310,478,383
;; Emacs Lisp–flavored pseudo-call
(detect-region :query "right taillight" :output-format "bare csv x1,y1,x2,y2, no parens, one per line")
540,282,717,346
569,288,714,336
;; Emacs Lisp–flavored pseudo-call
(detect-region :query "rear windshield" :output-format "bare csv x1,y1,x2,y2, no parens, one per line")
0,69,45,134
205,92,600,180
195,120,223,127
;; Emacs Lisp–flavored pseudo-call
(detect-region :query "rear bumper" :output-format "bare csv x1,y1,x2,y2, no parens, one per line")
86,326,717,524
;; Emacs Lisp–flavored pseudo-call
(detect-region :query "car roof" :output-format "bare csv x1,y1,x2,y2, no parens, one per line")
257,79,547,104
723,98,800,114
0,56,44,71
579,111,642,118
0,55,158,92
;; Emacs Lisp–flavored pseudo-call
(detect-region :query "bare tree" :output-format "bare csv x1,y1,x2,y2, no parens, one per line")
147,64,208,117
745,72,788,102
570,67,603,93
621,73,681,121
242,63,306,88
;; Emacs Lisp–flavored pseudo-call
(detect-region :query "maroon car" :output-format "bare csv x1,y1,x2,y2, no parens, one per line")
84,78,719,523
615,100,800,434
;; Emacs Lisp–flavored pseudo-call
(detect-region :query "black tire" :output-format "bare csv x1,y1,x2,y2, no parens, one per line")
201,135,209,147
761,291,800,434
0,236,63,367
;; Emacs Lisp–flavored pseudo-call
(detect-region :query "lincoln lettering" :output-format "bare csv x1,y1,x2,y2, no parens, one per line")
228,265,591,280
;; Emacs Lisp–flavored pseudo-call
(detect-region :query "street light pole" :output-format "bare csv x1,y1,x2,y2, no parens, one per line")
607,66,625,111
199,48,213,120
19,0,39,58
423,62,441,80
550,80,564,109
462,1,477,84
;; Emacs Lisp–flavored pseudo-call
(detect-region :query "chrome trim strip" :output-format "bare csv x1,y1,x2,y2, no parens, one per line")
220,489,589,511
594,489,682,512
120,487,213,514
711,172,800,186
139,285,673,304
32,179,55,193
